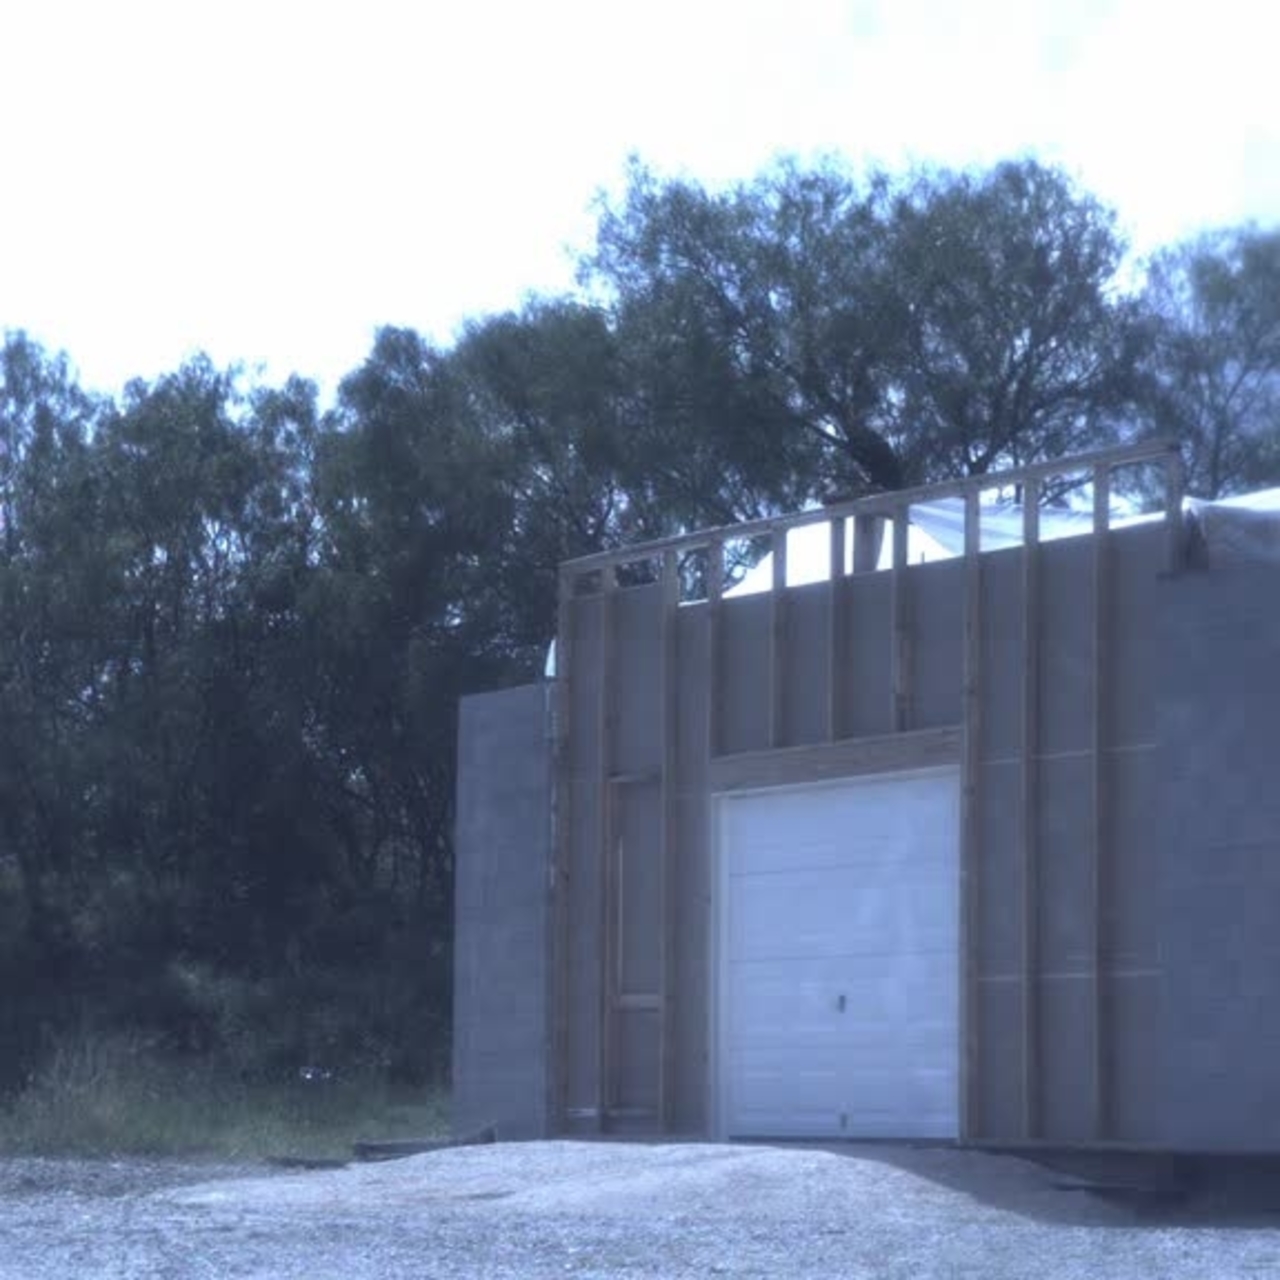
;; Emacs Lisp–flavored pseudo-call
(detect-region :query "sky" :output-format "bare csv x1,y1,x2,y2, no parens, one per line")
3,0,1278,400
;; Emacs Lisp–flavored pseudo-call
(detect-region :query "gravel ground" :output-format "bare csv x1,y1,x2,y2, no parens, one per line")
5,1141,1280,1279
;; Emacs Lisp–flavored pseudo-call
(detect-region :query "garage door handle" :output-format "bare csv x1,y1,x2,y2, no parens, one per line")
836,994,847,1013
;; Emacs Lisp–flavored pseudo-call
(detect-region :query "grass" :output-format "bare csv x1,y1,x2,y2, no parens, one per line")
0,1037,448,1161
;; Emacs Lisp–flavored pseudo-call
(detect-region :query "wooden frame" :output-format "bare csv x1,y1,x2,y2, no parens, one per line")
562,440,1182,579
549,439,1185,1141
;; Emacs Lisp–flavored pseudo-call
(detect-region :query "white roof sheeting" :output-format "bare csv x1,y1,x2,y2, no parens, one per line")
727,497,1147,597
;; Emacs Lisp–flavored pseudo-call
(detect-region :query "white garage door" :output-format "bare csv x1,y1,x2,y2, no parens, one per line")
718,769,960,1140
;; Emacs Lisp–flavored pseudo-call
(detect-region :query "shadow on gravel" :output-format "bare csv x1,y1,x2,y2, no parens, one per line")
810,1143,1280,1230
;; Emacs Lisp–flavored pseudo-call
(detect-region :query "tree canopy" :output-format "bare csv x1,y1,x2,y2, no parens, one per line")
1138,226,1280,497
584,157,1147,515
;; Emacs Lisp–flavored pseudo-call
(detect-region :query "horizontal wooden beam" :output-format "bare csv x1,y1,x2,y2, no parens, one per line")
616,993,662,1011
607,772,660,788
710,727,961,793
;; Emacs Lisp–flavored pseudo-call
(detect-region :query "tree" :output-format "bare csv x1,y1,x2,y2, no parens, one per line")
0,333,110,1085
885,160,1142,479
588,158,896,511
1138,227,1280,498
583,156,1140,514
450,300,645,651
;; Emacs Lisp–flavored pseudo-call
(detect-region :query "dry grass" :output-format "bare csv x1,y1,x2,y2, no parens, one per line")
0,1036,447,1160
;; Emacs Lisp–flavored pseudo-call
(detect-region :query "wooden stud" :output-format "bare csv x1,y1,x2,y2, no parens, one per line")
595,566,617,1132
828,518,845,742
1020,479,1042,1141
960,489,983,1142
658,549,680,1132
707,540,723,759
891,507,912,732
1164,446,1185,574
769,528,788,749
829,514,847,580
852,513,883,574
1091,466,1112,1142
549,570,575,1134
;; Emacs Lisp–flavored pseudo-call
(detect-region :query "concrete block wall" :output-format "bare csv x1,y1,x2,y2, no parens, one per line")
452,683,553,1140
1158,564,1280,1151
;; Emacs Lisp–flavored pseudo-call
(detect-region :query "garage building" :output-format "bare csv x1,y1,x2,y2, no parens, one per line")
453,440,1280,1151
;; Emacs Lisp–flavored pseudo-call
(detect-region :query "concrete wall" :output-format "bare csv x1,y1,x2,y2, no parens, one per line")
1158,563,1280,1151
972,529,1169,1144
452,682,552,1140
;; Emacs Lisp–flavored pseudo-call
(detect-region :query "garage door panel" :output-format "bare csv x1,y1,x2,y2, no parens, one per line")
845,1107,955,1140
730,872,956,961
728,958,854,1031
729,962,956,1038
721,770,960,1140
724,788,902,873
729,868,864,958
731,1106,856,1138
726,1075,959,1140
728,826,952,877
729,1048,851,1119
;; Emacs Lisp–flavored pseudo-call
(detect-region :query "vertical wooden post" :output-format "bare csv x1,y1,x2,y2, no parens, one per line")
1020,479,1042,1141
550,569,575,1134
595,565,617,1132
1091,466,1112,1141
828,518,845,742
658,549,680,1132
1165,446,1185,574
829,515,847,580
960,489,983,1141
853,513,882,573
769,528,788,748
891,507,912,732
706,539,723,760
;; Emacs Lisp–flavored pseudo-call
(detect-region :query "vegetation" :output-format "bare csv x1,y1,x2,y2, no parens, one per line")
1,154,1277,1149
0,1033,445,1159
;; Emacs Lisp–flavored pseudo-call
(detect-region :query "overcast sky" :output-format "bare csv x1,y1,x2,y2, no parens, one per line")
3,0,1277,398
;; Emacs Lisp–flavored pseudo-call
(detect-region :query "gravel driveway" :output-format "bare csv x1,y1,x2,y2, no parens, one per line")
4,1141,1280,1278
